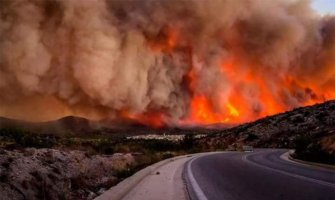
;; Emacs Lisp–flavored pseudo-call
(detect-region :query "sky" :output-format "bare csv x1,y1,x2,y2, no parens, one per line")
312,0,335,15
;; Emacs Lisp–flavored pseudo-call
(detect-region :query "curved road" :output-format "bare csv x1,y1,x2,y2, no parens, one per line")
185,149,335,200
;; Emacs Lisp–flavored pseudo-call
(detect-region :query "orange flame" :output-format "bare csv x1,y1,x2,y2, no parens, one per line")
121,110,165,128
123,26,335,127
147,25,178,53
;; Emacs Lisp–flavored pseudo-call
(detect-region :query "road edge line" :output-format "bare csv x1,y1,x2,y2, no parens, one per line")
185,156,209,200
243,152,335,188
281,150,335,170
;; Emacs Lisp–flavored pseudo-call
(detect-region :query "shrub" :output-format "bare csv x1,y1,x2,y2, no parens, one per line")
161,152,174,159
245,133,259,141
293,135,335,165
0,128,56,148
181,134,195,149
94,139,114,154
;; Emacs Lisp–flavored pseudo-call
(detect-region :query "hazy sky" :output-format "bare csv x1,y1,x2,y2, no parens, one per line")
312,0,335,15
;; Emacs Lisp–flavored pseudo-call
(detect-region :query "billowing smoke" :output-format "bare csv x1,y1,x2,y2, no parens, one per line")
0,0,334,125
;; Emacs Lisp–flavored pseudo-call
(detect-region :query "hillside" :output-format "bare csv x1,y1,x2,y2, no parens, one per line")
0,116,92,136
0,100,334,200
0,116,223,137
198,100,335,163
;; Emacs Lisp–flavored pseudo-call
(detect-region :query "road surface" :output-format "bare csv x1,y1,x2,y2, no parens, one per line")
185,149,335,200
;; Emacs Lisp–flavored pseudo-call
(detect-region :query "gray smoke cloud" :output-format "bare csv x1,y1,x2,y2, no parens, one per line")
0,0,334,124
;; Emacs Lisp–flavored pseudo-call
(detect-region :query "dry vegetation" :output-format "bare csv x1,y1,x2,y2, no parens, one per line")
198,100,335,164
0,100,334,199
0,127,199,200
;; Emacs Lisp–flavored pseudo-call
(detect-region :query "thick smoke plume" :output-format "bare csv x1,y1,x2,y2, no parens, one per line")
0,0,334,125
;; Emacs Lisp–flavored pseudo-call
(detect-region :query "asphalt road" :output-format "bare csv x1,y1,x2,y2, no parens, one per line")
185,149,335,200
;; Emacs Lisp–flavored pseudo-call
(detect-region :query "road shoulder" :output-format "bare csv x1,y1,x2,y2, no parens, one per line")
95,155,192,200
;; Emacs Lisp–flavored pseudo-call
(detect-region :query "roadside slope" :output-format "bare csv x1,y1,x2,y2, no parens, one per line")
198,100,335,164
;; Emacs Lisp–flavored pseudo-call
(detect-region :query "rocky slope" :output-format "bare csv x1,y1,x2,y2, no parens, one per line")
0,148,134,200
198,100,335,156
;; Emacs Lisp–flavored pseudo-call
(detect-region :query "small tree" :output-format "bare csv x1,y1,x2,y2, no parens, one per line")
181,134,195,150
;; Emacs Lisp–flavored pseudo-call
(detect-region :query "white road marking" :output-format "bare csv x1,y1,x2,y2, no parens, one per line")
280,151,335,172
242,151,335,189
187,156,209,200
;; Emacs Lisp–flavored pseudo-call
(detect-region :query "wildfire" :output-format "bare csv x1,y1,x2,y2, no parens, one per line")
188,96,241,124
137,25,335,127
1,0,334,127
147,26,178,53
189,95,227,124
227,103,239,117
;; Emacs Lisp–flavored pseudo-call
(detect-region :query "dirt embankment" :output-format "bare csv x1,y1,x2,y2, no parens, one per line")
0,148,134,200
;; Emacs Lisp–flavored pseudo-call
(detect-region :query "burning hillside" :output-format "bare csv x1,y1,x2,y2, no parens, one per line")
0,0,334,126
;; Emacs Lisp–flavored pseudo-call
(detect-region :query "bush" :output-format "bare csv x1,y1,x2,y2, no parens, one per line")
245,133,259,141
0,128,56,148
114,167,135,180
94,139,115,154
293,135,335,165
161,152,174,159
181,134,195,149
